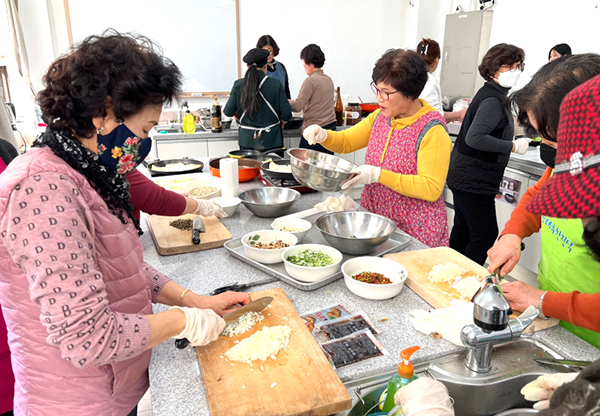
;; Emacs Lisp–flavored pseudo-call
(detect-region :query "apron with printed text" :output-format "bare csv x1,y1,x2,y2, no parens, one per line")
539,216,600,348
362,111,449,247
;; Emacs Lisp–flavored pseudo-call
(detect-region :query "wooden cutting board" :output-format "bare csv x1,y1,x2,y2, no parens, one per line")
196,287,352,416
146,214,231,255
384,247,559,333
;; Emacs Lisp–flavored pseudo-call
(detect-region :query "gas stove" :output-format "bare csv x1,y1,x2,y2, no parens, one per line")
257,171,316,193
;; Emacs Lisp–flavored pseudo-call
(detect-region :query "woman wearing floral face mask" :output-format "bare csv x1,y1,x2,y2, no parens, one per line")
0,31,249,416
446,43,530,265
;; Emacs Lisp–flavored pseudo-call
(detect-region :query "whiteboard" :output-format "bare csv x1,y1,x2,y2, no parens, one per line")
66,0,239,94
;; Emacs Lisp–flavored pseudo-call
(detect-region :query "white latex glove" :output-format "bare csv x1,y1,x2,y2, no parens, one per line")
512,137,531,155
394,378,455,416
193,199,227,218
170,306,226,347
521,372,579,410
341,165,382,190
303,124,327,145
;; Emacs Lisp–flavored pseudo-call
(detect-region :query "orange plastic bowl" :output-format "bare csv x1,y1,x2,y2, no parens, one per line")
209,157,262,183
360,103,379,114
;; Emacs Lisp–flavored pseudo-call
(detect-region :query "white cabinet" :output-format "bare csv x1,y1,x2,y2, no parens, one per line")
207,139,239,157
155,139,208,160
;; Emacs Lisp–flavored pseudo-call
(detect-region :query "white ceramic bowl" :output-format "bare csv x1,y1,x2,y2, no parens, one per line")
281,244,343,283
342,257,408,300
270,217,312,243
183,175,222,199
211,196,241,216
241,230,298,264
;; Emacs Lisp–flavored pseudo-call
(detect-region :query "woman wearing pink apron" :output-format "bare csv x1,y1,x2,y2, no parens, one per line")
304,49,451,247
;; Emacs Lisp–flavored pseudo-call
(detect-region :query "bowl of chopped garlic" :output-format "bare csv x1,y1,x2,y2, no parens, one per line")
342,256,408,300
241,230,298,264
270,217,312,243
182,174,222,199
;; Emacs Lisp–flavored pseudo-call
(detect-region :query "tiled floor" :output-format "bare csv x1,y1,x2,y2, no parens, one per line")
137,389,153,416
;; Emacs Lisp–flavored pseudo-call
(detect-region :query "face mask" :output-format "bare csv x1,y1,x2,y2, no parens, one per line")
539,142,557,168
97,124,151,174
497,70,521,89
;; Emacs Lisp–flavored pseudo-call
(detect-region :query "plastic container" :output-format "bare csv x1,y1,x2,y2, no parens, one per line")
182,110,196,133
345,102,362,125
381,346,421,413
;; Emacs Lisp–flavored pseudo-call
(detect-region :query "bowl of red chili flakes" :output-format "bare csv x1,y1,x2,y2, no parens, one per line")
342,257,408,300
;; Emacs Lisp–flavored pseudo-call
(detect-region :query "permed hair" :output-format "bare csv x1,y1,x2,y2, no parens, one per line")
478,43,525,82
372,49,428,100
300,44,326,68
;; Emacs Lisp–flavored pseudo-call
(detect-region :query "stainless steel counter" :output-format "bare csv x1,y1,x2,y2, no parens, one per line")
142,173,599,416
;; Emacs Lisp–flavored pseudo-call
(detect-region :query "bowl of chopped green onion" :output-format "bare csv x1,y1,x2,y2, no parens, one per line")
281,244,343,282
342,257,408,300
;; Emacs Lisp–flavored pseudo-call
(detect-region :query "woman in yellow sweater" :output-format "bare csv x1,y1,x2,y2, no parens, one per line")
305,49,451,247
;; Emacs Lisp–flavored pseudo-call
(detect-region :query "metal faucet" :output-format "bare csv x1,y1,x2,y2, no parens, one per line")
460,275,540,373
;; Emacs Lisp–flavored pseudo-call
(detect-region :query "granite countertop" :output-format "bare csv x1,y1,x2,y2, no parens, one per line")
142,173,599,416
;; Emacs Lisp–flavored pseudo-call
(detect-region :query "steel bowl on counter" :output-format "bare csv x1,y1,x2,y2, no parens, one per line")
238,187,301,217
287,148,359,192
342,256,408,300
493,409,538,416
315,212,397,255
209,157,261,182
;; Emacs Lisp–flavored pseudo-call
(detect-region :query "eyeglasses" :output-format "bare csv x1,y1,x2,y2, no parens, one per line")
501,63,525,73
370,82,401,101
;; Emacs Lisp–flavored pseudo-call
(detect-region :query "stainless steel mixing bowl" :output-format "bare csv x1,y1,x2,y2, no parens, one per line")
238,187,301,217
287,148,359,192
315,211,397,255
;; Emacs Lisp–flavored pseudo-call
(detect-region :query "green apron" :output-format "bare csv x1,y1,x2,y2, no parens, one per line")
539,216,600,348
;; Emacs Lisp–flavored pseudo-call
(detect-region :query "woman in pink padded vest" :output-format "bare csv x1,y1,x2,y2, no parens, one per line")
0,31,249,416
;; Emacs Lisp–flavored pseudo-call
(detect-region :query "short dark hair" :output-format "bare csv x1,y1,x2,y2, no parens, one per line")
478,43,525,81
300,44,325,68
256,35,280,57
372,49,428,100
549,43,572,60
37,30,182,138
510,54,600,141
416,38,440,67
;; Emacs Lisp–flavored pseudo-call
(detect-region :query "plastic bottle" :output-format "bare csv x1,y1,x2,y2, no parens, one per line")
182,110,196,133
211,95,222,133
381,346,421,413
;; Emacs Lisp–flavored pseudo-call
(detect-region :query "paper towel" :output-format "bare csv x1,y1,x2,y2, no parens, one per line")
220,158,239,197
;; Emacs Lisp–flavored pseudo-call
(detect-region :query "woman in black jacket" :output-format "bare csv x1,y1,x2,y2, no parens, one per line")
447,43,530,265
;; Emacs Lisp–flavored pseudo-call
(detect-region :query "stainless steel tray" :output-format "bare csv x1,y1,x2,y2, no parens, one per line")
224,227,411,291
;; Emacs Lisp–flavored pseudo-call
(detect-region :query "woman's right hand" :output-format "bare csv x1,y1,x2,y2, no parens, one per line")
487,233,522,277
303,124,327,145
170,306,226,346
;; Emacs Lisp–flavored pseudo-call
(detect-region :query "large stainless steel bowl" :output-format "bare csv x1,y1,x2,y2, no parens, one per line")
238,187,301,217
287,148,359,192
315,212,397,255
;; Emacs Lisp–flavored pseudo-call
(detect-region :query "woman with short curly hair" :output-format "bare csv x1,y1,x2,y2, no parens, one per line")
0,31,248,415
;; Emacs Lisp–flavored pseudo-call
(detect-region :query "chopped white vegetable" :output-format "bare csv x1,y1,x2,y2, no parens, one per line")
225,326,292,364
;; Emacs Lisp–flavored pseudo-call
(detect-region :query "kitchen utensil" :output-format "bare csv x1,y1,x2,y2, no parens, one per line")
287,148,359,192
360,102,380,115
229,148,286,159
192,216,205,244
261,159,295,182
207,277,279,295
534,358,591,370
281,243,343,282
196,288,352,416
493,409,539,416
229,149,260,158
146,158,204,177
271,217,312,243
243,153,282,163
315,212,397,255
175,296,274,349
146,214,232,255
183,175,222,199
238,187,300,217
384,247,559,334
210,196,241,216
241,229,298,264
342,256,408,300
209,157,261,182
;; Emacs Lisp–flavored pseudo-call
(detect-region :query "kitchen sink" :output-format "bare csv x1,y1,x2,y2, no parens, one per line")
154,123,207,134
338,338,568,416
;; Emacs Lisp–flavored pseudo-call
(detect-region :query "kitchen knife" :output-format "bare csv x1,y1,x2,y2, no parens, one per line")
207,277,279,295
175,296,274,349
192,215,205,244
535,358,591,370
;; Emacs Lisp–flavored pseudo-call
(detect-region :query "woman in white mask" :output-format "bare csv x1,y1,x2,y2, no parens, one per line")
446,43,530,265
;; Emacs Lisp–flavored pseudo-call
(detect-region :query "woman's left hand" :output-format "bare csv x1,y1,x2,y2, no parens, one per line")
501,281,544,312
195,291,252,316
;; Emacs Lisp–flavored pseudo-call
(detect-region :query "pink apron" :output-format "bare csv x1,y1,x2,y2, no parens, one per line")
362,111,449,247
